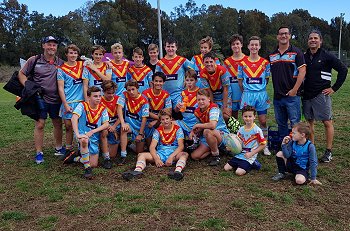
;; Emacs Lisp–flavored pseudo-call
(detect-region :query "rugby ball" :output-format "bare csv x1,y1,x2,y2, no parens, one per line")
224,133,242,154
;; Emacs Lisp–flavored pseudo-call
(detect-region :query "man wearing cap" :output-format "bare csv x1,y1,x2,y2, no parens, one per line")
18,36,65,164
303,30,348,163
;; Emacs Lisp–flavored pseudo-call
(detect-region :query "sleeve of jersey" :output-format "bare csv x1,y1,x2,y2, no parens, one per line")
141,102,150,117
147,71,153,85
73,102,83,117
57,68,64,81
221,68,230,86
117,95,125,107
184,59,195,70
152,129,160,141
237,65,243,80
105,68,112,75
165,96,172,109
256,127,267,145
308,143,318,180
101,109,109,123
200,78,210,89
126,71,131,82
155,64,162,73
281,141,293,158
176,128,184,140
82,67,89,80
209,107,220,121
265,63,271,79
295,48,306,69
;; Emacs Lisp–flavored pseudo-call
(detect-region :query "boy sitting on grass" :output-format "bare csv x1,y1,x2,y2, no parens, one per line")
224,106,266,175
122,109,189,181
272,122,322,185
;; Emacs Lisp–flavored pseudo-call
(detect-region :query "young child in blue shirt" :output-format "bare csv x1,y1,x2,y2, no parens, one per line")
272,122,322,185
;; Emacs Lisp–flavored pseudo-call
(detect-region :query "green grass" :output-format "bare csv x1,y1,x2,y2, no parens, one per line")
1,71,350,230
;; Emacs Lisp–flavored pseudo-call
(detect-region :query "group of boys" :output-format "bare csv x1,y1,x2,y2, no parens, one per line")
23,26,347,184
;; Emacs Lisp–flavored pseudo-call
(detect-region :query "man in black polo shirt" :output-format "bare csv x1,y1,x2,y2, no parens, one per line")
303,30,348,162
269,26,306,140
19,36,65,164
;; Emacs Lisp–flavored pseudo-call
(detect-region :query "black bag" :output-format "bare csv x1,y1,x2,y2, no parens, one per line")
3,55,40,96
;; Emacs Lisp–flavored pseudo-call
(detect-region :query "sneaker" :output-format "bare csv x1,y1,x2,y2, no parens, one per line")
35,152,44,164
63,150,79,164
263,146,271,156
271,172,286,181
54,147,66,156
84,167,93,179
117,156,127,166
122,170,143,181
252,159,262,170
168,171,184,181
102,159,112,169
208,156,221,166
320,150,332,163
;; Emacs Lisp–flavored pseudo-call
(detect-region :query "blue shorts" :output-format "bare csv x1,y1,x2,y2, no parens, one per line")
240,91,270,112
227,157,253,172
215,100,233,110
231,101,241,111
107,125,120,145
127,123,145,141
157,148,175,162
286,158,309,179
76,138,99,155
200,131,228,148
59,102,81,120
39,102,61,119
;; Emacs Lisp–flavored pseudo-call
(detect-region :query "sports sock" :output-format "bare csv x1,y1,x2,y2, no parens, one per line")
175,160,186,172
276,156,286,174
134,160,146,172
55,146,63,150
80,152,90,169
120,150,127,158
74,156,81,162
102,152,110,160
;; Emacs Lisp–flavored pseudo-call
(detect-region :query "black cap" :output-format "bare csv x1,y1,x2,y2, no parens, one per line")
42,36,58,44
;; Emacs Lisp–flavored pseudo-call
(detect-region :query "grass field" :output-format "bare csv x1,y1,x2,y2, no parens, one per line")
0,74,350,231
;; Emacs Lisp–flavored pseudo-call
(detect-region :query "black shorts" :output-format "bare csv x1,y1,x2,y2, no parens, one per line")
286,158,309,179
227,157,253,172
39,102,61,119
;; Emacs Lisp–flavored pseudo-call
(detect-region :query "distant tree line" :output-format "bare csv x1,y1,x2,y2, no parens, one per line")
1,0,349,65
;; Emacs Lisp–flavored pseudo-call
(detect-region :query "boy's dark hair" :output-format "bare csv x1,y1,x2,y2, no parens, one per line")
158,108,172,119
185,69,197,80
152,72,166,81
293,122,311,139
65,44,80,55
87,86,101,96
229,34,243,46
249,36,261,45
197,88,211,98
308,29,323,40
133,47,143,56
241,105,256,115
199,36,214,49
277,26,290,35
164,37,178,46
101,80,117,92
203,51,216,61
125,79,139,89
91,45,106,55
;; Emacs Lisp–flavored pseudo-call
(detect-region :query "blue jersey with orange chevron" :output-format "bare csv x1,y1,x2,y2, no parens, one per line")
200,65,230,103
82,62,112,88
143,88,171,115
235,123,266,164
117,92,149,131
175,87,199,135
127,65,153,94
155,55,194,105
153,123,184,156
238,57,270,92
57,61,84,103
110,60,129,96
224,55,246,102
73,102,109,143
101,95,122,125
194,103,229,134
191,54,221,73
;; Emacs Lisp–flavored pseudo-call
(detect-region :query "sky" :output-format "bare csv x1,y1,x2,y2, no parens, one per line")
17,0,349,23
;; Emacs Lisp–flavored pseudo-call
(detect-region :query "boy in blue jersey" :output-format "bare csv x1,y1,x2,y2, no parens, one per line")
122,109,189,181
224,106,266,175
117,79,149,165
109,43,129,96
57,44,84,154
272,122,321,185
190,89,230,166
127,47,153,94
224,34,246,119
238,36,271,155
82,45,112,100
155,37,194,109
65,86,109,179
